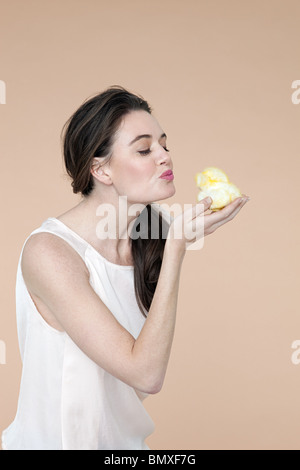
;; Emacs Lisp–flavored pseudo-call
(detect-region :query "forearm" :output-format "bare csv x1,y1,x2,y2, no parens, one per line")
132,240,186,393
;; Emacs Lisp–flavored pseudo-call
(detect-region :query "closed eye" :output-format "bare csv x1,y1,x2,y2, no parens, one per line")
138,147,170,156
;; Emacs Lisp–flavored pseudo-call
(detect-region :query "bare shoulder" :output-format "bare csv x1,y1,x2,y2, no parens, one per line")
21,232,89,295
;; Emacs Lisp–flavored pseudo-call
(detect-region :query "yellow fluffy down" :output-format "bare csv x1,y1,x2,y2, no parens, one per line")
195,167,242,211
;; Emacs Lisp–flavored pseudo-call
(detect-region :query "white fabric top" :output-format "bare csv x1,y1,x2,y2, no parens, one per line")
2,214,163,450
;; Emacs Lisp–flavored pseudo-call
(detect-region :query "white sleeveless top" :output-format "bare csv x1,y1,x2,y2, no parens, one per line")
2,216,157,450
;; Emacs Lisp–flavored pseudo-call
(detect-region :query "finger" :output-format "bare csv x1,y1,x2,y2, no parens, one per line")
169,197,212,240
192,197,213,218
206,196,246,222
209,197,249,230
182,197,212,223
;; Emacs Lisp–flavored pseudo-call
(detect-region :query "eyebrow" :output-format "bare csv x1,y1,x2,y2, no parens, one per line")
129,133,167,146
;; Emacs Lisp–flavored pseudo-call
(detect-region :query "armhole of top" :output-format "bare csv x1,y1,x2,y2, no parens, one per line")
19,230,88,335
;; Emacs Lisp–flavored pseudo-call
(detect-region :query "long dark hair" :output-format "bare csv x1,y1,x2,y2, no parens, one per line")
61,85,169,317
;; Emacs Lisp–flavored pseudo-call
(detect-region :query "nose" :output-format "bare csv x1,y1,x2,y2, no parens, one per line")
156,147,172,167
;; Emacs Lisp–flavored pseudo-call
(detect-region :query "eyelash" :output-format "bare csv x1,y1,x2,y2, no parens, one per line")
138,147,170,156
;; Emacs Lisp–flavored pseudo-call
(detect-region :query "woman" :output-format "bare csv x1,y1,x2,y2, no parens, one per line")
2,85,249,450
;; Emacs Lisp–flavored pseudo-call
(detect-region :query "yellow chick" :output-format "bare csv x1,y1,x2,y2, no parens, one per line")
195,167,242,211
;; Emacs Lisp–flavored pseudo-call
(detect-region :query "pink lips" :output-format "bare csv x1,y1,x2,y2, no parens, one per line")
159,170,174,181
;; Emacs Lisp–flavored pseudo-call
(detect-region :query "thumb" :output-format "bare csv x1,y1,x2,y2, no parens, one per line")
193,196,213,217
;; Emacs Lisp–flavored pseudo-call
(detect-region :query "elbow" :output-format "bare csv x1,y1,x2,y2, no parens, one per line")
147,381,163,395
138,374,164,395
129,353,166,394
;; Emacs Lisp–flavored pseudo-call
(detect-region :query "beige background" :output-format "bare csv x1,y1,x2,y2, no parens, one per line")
0,0,299,450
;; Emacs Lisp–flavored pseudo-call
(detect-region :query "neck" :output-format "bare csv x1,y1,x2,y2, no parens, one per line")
71,190,148,263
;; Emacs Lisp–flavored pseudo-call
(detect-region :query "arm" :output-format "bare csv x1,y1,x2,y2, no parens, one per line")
131,239,185,393
132,194,250,391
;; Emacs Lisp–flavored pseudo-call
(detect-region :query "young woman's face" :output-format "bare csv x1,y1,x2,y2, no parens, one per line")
105,110,176,204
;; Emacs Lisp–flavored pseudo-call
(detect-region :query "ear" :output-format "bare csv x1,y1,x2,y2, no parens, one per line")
90,158,113,186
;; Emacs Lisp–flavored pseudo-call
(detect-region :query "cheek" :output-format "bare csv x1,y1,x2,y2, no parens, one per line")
113,159,154,194
124,160,153,181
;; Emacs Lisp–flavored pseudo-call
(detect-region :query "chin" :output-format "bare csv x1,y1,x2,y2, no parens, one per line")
163,183,176,199
150,183,176,204
136,182,176,206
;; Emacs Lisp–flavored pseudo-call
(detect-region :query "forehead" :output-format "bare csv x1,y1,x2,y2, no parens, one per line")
115,110,163,144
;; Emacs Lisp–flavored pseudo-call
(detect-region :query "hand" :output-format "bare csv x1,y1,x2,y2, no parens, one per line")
166,194,250,252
